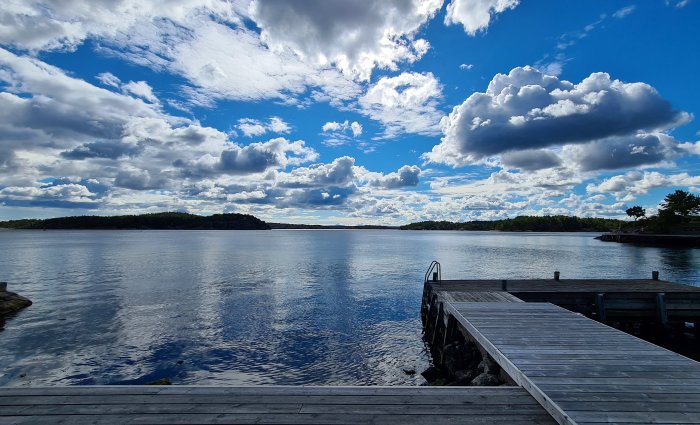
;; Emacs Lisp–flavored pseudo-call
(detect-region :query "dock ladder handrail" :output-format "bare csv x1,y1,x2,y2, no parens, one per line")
424,261,441,284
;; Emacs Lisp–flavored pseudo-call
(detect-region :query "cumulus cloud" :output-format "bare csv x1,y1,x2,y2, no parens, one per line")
121,80,158,103
250,0,442,81
444,0,519,35
587,171,700,201
367,165,421,189
359,72,443,138
459,63,474,70
237,117,291,137
321,120,363,147
0,183,98,208
425,66,691,170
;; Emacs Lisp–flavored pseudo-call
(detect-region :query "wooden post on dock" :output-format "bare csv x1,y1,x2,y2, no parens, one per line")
501,280,507,291
0,282,6,292
656,292,668,326
596,293,606,322
553,271,560,281
652,271,659,281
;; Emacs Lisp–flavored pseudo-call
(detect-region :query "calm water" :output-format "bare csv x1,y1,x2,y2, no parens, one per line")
1,230,698,387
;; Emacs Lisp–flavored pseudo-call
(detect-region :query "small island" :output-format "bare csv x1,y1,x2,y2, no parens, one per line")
596,189,700,247
0,212,271,230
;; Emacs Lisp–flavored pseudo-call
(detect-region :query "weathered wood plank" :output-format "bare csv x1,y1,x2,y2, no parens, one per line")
0,413,559,425
0,386,557,425
444,299,700,425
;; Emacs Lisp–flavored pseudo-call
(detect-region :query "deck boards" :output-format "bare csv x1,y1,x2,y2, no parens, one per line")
0,386,557,424
445,301,700,425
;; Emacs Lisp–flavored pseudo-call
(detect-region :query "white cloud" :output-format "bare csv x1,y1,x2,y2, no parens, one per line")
121,80,158,103
237,117,292,137
96,72,121,87
237,119,267,138
613,5,636,19
359,72,443,138
269,116,291,133
459,63,474,70
0,0,236,51
1,1,363,106
425,66,691,170
444,0,519,35
587,171,700,201
350,121,363,137
320,120,364,147
250,0,442,81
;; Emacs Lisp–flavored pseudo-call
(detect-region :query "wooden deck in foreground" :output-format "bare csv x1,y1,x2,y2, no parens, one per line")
0,386,556,424
423,276,700,424
446,301,700,424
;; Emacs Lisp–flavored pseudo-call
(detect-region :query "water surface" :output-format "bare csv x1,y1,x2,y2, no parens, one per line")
1,230,698,386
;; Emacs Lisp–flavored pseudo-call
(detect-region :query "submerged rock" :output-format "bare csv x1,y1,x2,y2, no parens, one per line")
0,282,32,316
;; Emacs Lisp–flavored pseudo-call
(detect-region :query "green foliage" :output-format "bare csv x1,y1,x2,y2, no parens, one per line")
625,206,646,221
661,190,700,217
0,212,270,230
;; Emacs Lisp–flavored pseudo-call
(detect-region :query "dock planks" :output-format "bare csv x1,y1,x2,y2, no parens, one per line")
0,386,557,424
445,301,700,424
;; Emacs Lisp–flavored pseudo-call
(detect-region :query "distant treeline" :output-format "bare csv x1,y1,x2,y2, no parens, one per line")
0,212,270,230
269,223,396,230
400,215,625,232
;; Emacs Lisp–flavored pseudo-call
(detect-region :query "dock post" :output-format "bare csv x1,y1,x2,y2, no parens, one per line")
433,272,438,282
553,271,560,281
652,271,659,281
0,282,6,291
596,293,606,323
501,280,507,291
656,293,668,326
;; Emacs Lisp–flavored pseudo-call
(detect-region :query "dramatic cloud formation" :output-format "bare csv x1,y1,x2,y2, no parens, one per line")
250,0,442,80
444,0,520,35
426,66,690,171
1,2,698,224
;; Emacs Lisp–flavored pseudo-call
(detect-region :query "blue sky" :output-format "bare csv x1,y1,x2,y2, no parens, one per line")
0,0,699,225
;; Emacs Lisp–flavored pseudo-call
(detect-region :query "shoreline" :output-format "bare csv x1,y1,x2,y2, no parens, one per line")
596,232,700,247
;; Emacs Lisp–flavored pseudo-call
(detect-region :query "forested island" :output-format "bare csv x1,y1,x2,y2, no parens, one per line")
401,216,623,232
0,212,270,230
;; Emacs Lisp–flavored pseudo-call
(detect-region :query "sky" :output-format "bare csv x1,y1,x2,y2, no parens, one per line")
0,0,699,225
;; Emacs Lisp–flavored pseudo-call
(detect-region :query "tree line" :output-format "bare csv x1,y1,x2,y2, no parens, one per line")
0,212,271,230
400,216,623,232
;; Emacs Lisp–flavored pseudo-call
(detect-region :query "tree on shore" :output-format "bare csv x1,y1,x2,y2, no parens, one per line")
625,206,646,221
661,190,700,217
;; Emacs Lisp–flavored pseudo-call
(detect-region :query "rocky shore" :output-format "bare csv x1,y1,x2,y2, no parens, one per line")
422,339,511,386
0,282,32,318
596,232,700,247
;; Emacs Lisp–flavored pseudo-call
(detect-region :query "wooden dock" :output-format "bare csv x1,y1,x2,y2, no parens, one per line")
423,272,700,424
0,386,556,424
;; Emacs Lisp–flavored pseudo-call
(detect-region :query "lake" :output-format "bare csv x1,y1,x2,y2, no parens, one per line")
1,230,698,387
